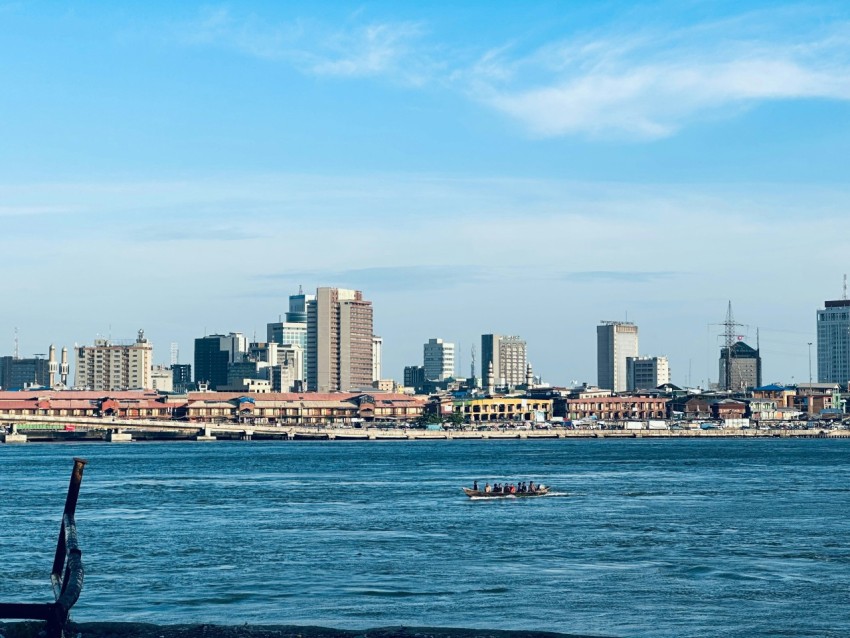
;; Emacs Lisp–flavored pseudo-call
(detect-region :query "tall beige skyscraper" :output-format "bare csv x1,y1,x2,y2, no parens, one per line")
75,329,154,390
307,287,374,392
597,321,639,392
481,334,527,389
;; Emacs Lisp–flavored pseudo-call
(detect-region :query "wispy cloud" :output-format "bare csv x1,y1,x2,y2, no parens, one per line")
179,7,428,83
176,6,850,139
563,271,681,283
466,12,850,139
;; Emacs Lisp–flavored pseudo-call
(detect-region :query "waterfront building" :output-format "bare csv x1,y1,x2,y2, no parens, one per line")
373,336,383,381
817,298,850,386
183,391,424,425
193,333,247,390
597,321,639,392
564,394,667,421
450,396,552,423
626,356,670,391
481,334,527,390
0,354,51,390
0,389,174,419
718,341,761,391
75,330,154,391
710,399,747,420
744,398,780,422
307,287,374,392
171,364,192,393
424,338,455,381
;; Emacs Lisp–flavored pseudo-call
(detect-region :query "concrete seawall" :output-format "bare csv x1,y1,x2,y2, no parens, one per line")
2,412,848,442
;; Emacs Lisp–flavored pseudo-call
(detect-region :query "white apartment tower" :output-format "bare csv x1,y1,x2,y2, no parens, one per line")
626,356,670,391
597,321,639,392
424,338,455,381
307,287,374,392
75,329,154,391
481,334,527,389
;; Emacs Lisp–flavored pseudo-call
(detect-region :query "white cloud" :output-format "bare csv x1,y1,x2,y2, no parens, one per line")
467,16,850,139
179,7,426,83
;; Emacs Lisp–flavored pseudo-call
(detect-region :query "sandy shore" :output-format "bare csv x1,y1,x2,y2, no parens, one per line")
0,622,611,638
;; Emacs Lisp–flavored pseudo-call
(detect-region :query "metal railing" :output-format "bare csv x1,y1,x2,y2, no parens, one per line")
0,458,88,638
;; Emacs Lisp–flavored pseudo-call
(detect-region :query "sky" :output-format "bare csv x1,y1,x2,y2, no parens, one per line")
2,0,850,388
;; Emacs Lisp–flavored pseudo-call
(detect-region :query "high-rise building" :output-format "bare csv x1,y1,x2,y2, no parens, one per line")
481,334,527,389
75,330,154,390
424,338,455,381
817,298,850,386
194,333,247,390
270,344,304,391
597,321,639,392
267,290,313,380
171,363,192,393
404,365,425,390
286,289,315,323
719,341,761,391
307,287,374,392
0,354,51,390
626,356,670,391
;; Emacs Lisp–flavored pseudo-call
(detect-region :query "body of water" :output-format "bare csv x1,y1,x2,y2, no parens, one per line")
1,439,849,637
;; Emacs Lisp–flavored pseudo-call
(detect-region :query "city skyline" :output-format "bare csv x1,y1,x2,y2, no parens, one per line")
1,289,843,389
2,2,849,386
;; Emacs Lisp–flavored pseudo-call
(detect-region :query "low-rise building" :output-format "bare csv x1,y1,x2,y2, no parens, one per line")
711,399,747,420
564,394,667,421
451,397,552,423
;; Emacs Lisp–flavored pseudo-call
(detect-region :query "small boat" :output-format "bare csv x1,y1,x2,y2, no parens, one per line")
463,486,550,498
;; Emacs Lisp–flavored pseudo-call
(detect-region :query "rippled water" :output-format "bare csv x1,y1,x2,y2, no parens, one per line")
1,439,849,637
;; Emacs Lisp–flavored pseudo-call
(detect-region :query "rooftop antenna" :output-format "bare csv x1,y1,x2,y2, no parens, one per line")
14,327,19,360
844,274,847,300
471,344,476,380
298,284,303,295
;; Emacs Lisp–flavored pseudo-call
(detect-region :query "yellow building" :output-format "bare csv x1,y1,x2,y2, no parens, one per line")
454,397,552,423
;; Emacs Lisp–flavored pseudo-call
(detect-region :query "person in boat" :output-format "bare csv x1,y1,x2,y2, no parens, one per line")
473,480,478,492
484,483,491,493
509,484,517,494
528,480,535,492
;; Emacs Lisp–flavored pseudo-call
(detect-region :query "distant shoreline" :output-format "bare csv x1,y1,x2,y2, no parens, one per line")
3,422,849,444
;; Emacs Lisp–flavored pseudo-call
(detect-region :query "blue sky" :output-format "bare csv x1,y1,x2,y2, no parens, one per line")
2,1,849,387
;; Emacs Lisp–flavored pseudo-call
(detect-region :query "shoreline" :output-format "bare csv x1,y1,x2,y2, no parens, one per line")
3,424,849,444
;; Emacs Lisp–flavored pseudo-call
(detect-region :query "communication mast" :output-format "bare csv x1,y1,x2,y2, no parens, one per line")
720,301,746,391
